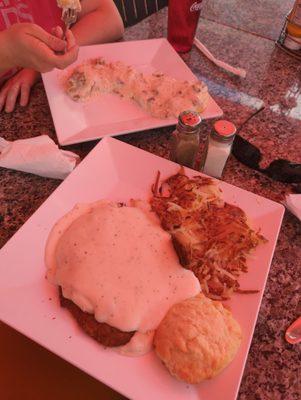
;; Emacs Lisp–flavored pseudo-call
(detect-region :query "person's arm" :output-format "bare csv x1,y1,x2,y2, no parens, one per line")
71,0,124,46
0,0,124,113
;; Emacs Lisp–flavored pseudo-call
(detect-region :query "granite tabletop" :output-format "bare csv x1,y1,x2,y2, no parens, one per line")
0,1,300,400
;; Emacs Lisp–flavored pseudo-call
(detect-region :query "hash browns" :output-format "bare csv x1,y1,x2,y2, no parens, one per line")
151,168,267,300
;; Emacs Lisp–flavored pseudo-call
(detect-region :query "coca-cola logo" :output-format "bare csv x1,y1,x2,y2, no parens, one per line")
190,1,203,12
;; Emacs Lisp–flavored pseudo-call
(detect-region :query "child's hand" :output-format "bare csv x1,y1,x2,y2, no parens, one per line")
0,69,40,113
1,23,78,72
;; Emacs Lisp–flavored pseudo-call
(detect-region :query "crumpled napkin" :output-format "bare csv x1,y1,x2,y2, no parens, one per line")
0,135,79,180
284,194,301,221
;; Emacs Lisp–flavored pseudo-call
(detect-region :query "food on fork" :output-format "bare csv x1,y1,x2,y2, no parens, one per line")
57,0,81,11
151,168,267,300
64,58,209,118
45,200,200,355
154,293,242,384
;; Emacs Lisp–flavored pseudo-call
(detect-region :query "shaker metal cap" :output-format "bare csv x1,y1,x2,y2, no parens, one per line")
214,120,236,138
178,110,202,133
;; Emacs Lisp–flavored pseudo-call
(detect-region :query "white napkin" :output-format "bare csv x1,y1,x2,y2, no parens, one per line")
0,135,79,180
284,194,301,221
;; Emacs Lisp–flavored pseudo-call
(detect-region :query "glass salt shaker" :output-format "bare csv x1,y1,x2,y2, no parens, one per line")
200,120,236,178
170,110,202,168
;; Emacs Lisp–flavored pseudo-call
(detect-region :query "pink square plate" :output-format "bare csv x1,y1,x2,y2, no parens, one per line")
42,38,223,146
0,137,284,400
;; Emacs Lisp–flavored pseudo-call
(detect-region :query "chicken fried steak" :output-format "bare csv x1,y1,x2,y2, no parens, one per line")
59,289,135,347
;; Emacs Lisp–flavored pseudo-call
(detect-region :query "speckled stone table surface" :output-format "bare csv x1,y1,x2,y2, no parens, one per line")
201,0,296,41
0,3,300,400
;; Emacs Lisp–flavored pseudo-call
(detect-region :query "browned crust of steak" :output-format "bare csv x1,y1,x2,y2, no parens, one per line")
59,288,135,347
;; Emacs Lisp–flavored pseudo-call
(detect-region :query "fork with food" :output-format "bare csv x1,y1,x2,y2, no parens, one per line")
57,0,82,31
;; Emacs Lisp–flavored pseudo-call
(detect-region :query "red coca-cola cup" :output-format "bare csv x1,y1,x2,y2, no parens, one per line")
168,0,204,53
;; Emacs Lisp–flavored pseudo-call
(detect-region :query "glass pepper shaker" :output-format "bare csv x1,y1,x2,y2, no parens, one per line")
170,110,202,168
200,120,236,178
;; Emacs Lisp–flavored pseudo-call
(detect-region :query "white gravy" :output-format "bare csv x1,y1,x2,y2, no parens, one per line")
45,201,200,352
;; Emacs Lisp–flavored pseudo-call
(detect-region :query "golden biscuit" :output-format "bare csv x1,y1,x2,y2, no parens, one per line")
154,294,242,384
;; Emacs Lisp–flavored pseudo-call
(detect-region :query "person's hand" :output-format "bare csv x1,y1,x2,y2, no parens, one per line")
0,25,76,113
1,23,78,73
0,68,40,113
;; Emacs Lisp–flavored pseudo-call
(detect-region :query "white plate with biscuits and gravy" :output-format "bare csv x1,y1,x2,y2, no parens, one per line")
42,38,222,146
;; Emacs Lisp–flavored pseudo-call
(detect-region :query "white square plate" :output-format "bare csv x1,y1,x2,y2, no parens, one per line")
42,38,223,146
0,137,284,400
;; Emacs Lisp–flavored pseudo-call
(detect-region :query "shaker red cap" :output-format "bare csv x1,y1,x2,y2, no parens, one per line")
214,120,237,137
179,110,202,128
